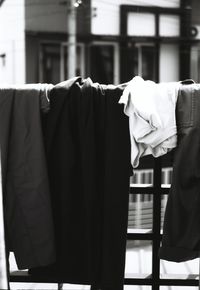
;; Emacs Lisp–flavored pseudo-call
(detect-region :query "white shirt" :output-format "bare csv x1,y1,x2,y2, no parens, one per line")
119,76,180,168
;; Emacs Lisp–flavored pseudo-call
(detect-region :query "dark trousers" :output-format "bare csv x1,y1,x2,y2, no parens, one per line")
160,83,200,262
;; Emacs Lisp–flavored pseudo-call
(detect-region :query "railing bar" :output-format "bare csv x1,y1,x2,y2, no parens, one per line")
152,157,162,290
9,273,199,286
129,187,169,194
124,278,199,286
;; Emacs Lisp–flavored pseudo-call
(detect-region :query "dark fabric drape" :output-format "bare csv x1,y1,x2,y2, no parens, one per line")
31,78,131,289
0,87,56,270
160,83,200,262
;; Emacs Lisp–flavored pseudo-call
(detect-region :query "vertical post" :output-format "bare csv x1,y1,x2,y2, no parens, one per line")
179,0,192,80
152,157,162,290
155,12,160,83
136,172,142,231
67,0,77,78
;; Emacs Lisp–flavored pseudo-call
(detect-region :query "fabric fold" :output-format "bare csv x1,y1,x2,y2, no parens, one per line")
119,76,180,168
160,83,200,262
0,84,56,270
30,77,131,290
0,154,9,289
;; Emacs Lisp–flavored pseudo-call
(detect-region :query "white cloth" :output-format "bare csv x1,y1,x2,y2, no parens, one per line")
119,76,180,168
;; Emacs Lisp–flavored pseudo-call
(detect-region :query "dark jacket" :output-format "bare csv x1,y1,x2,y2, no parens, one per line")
160,83,200,262
32,77,131,289
0,86,56,269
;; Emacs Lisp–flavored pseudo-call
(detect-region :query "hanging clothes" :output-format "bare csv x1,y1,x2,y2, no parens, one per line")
30,77,131,290
160,82,200,262
0,84,56,269
119,76,180,168
0,154,9,290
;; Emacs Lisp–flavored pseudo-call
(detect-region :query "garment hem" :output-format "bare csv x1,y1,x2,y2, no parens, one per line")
159,246,200,262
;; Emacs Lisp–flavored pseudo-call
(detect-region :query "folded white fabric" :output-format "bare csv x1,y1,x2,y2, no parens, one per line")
119,76,180,168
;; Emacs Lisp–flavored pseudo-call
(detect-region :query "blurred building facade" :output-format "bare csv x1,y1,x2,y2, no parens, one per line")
0,0,199,231
0,0,200,85
0,0,199,226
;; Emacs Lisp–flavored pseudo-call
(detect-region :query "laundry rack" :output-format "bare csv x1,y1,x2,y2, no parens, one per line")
8,156,200,290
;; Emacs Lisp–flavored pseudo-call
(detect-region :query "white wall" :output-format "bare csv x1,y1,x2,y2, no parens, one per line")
91,0,180,35
0,0,25,84
25,0,67,33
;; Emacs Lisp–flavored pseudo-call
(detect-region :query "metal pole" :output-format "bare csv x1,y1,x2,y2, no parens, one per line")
67,0,77,78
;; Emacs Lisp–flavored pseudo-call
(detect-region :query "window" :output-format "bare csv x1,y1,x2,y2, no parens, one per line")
128,12,156,36
40,42,85,84
40,43,61,84
61,43,85,81
122,43,157,82
159,14,180,37
120,5,183,82
88,42,119,85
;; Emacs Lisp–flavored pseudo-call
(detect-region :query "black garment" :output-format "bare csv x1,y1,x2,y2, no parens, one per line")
160,83,200,262
0,86,56,269
30,78,131,289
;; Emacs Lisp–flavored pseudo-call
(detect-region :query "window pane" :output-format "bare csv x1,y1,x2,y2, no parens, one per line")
123,45,156,82
128,12,156,36
123,44,139,80
191,46,200,83
141,46,156,81
42,44,60,84
125,240,152,276
159,44,179,82
89,45,114,84
159,14,180,37
64,45,84,80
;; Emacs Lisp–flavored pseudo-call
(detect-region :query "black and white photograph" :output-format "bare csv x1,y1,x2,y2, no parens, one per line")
0,0,200,289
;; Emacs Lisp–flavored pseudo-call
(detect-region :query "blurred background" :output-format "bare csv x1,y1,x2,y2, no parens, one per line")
0,0,200,86
1,0,200,289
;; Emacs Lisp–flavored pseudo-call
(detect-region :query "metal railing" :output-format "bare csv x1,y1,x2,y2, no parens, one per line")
9,157,199,289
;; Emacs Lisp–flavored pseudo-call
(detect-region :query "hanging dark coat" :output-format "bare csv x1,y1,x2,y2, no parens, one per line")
31,77,131,289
